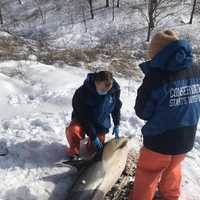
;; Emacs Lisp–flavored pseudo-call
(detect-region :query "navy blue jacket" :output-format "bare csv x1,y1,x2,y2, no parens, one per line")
72,73,122,140
135,40,200,155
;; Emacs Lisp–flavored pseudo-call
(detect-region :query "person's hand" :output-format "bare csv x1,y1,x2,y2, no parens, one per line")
112,126,120,141
92,137,103,151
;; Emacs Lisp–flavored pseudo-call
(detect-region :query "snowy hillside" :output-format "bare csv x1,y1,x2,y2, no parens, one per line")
0,60,200,200
1,0,200,76
1,0,200,49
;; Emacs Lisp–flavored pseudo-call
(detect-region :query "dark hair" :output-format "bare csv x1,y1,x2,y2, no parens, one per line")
94,71,113,86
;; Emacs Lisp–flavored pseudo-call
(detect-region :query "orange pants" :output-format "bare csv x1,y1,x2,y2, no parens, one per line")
65,121,105,156
129,147,186,200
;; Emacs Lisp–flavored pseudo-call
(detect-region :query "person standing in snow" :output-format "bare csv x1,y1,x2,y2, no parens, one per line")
129,30,200,200
65,71,122,159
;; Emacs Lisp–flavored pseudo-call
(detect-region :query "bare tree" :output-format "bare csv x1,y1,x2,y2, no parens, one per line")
0,7,3,25
82,6,87,32
138,0,175,41
70,9,74,28
112,0,115,21
147,0,157,41
34,0,46,24
117,0,120,8
88,0,94,19
189,0,197,24
106,0,109,7
17,0,23,4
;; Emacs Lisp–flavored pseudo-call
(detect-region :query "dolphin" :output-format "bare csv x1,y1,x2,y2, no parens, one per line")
65,137,129,200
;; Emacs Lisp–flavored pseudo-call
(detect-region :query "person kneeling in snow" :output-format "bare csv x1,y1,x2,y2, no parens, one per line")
65,71,122,159
129,30,200,200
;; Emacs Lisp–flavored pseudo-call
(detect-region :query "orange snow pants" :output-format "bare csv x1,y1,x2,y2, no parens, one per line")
128,147,186,200
65,121,105,156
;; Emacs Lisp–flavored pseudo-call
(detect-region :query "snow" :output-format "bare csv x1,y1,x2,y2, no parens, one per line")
0,61,87,200
0,60,200,200
0,0,200,199
0,32,12,38
2,0,199,50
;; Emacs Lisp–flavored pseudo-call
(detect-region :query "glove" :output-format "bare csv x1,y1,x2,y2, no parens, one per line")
112,126,120,140
92,137,103,151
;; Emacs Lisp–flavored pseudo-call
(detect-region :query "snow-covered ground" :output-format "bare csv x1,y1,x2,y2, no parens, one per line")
0,60,200,200
1,0,200,49
0,0,200,199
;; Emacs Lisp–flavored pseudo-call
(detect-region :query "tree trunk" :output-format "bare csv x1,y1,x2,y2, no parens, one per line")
0,8,3,25
88,0,94,19
147,0,153,41
112,0,115,21
106,0,109,7
117,0,120,8
147,22,151,42
82,6,87,32
189,0,197,24
147,0,157,41
18,0,23,4
70,12,74,28
34,0,45,24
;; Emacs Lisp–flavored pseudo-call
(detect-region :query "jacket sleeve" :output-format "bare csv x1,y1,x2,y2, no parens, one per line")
72,87,97,141
134,75,157,120
111,89,122,126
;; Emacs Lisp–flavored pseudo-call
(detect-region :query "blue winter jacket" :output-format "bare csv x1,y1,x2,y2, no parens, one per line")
135,40,200,154
72,73,122,140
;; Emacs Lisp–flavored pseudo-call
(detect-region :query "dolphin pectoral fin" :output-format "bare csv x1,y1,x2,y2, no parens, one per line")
61,159,89,167
58,152,103,169
92,150,103,161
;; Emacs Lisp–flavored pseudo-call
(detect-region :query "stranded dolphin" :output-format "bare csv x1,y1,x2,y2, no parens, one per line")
65,137,129,200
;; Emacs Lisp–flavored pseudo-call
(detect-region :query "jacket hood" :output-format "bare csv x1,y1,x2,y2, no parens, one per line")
139,40,193,75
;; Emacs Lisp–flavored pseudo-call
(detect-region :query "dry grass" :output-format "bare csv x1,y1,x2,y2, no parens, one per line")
0,36,143,79
0,34,144,79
